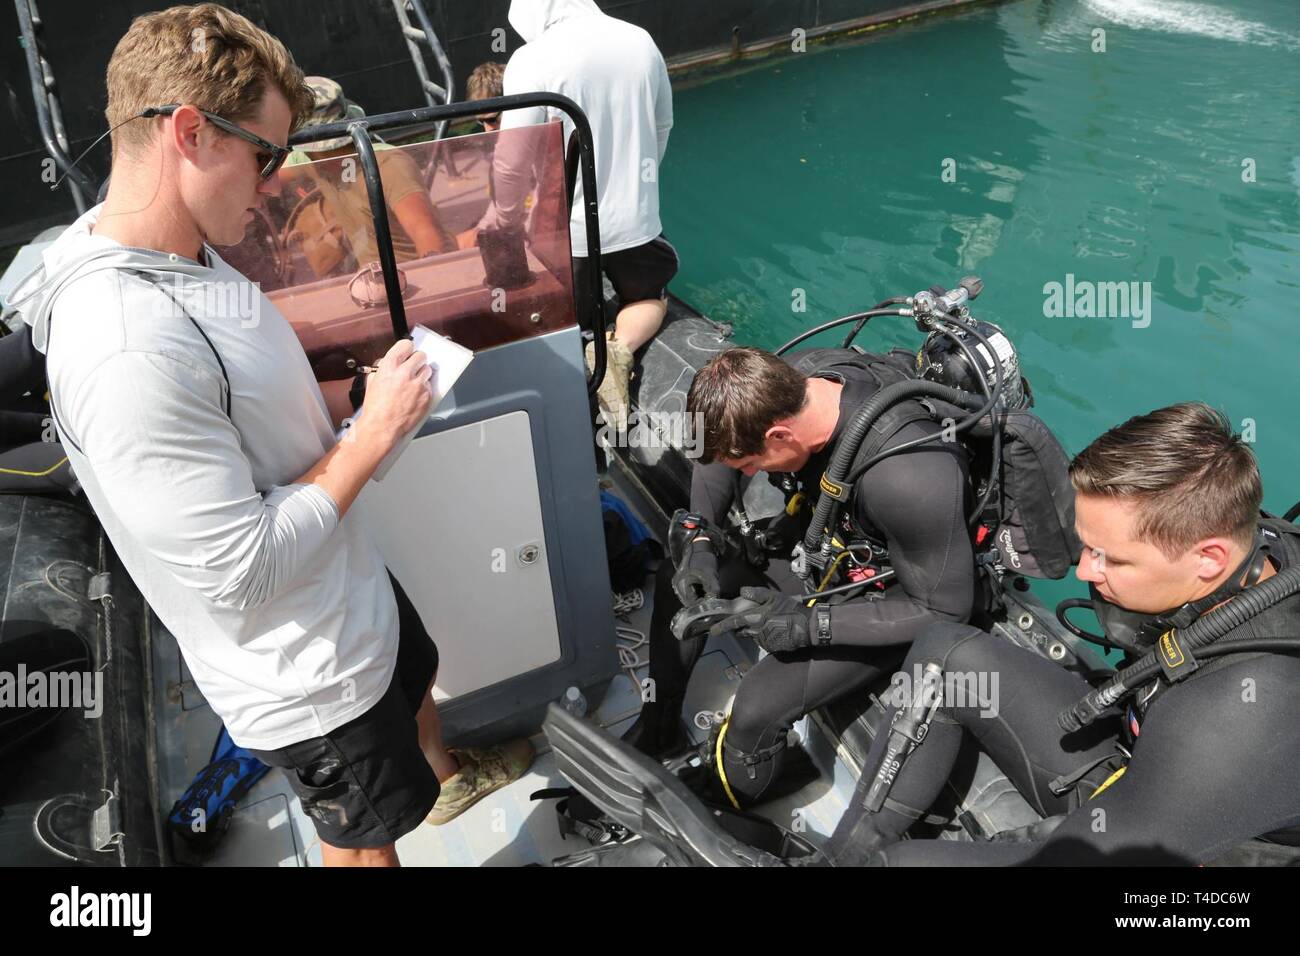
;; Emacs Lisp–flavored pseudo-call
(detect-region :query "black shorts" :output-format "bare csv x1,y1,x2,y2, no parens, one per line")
573,233,679,322
249,573,440,850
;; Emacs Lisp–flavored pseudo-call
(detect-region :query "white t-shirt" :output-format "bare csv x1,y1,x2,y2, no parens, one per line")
499,0,673,256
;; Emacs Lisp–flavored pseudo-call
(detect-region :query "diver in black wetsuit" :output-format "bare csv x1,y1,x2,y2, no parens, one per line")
622,345,979,806
828,402,1300,865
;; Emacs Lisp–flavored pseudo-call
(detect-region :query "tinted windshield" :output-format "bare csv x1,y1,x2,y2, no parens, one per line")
214,121,575,382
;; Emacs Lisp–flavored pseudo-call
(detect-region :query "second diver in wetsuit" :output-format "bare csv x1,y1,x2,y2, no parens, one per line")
623,345,980,806
827,402,1300,865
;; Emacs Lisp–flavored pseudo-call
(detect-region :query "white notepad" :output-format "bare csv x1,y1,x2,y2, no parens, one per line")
338,324,474,480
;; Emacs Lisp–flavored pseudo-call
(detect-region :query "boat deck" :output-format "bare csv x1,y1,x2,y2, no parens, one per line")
152,457,856,867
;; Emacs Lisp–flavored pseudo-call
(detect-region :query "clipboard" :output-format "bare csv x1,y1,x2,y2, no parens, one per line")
338,324,474,481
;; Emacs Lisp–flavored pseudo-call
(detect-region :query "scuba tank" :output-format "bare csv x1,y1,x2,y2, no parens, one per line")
774,279,1080,595
915,317,1029,413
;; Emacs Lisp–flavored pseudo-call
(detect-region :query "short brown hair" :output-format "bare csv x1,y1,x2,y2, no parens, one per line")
466,61,506,102
688,348,808,464
1070,402,1262,557
105,3,313,155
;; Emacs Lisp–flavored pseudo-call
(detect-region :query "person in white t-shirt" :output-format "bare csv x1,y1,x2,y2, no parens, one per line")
478,0,677,431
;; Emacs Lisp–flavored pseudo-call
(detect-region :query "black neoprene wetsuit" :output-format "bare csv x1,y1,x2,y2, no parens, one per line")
640,353,978,804
826,521,1300,866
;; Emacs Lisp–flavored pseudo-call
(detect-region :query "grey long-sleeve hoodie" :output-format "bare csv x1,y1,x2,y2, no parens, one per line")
5,205,397,749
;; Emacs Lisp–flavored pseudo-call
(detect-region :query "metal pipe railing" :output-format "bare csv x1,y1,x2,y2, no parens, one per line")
15,0,93,214
347,125,408,339
391,0,456,140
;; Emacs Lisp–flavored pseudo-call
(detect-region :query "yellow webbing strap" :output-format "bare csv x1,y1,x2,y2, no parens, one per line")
1089,765,1127,800
714,717,742,810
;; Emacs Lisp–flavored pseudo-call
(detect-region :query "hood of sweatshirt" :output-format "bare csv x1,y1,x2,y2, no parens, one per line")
508,0,602,44
2,204,216,353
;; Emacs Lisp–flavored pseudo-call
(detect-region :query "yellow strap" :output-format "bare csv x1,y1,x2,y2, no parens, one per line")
0,457,69,478
785,492,806,517
812,549,851,602
1089,765,1126,799
714,717,742,810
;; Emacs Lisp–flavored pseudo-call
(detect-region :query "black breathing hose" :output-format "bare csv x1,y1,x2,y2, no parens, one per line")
1182,639,1300,660
1055,598,1126,649
800,379,990,566
840,298,911,349
841,314,1007,489
1058,564,1300,732
773,308,910,356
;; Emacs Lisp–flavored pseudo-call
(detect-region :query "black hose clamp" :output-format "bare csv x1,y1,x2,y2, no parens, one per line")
815,605,833,646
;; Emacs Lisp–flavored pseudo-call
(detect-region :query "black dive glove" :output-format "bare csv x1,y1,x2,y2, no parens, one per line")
672,541,720,606
708,586,827,654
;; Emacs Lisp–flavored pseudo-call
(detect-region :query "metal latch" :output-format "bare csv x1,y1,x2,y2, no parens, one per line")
92,789,123,852
87,571,112,603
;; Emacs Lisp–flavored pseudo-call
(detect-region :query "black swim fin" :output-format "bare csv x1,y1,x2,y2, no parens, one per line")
542,703,787,867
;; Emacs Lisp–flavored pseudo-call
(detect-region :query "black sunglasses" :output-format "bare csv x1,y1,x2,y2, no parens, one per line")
147,104,291,180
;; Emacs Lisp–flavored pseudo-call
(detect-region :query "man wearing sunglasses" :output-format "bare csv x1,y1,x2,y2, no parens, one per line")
7,3,522,866
151,103,292,180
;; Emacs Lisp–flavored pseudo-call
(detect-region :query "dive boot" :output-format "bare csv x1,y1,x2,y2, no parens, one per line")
696,723,821,809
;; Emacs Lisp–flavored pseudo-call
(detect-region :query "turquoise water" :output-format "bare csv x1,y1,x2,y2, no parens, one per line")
662,0,1300,610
